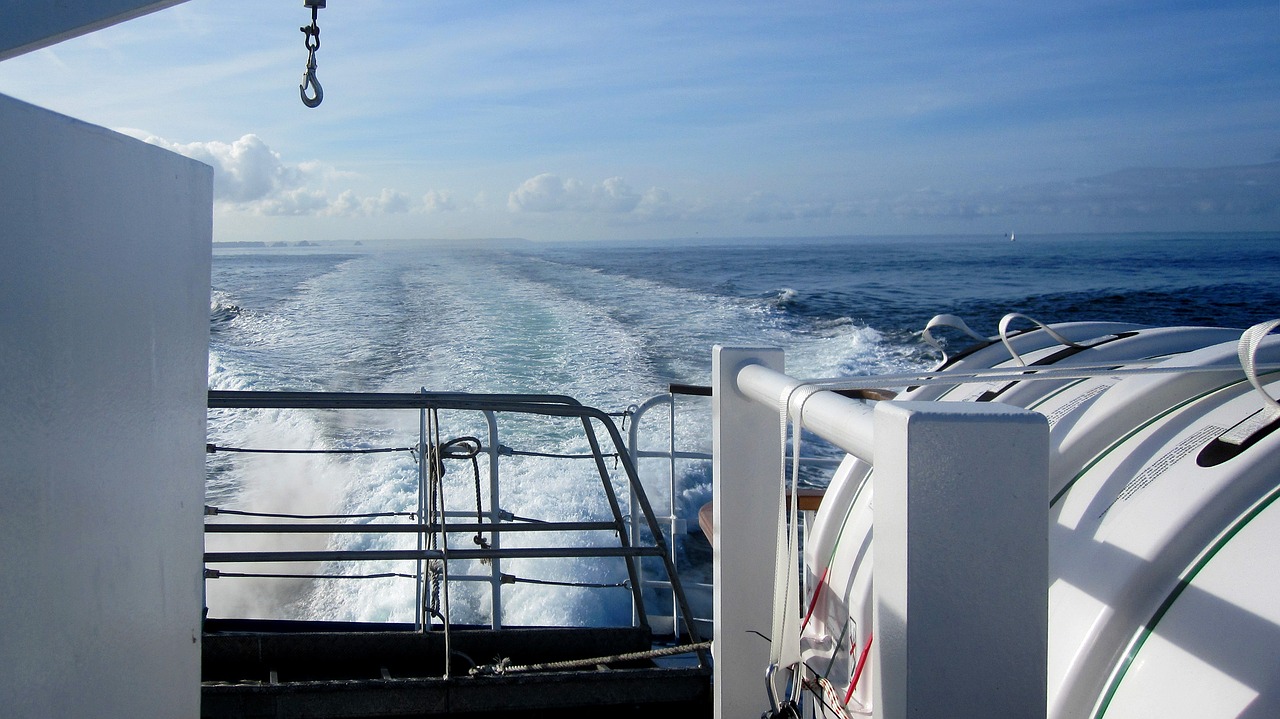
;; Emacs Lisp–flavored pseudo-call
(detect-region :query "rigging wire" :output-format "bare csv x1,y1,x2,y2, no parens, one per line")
204,506,415,520
500,574,629,590
469,641,712,676
205,569,415,580
207,444,413,454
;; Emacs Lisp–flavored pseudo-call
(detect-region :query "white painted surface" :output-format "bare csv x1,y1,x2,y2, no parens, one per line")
0,0,190,60
1096,491,1280,718
871,401,1049,719
713,346,784,719
736,362,876,462
0,93,212,718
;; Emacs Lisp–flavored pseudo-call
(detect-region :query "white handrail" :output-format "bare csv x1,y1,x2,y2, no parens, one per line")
736,363,877,462
713,346,1049,719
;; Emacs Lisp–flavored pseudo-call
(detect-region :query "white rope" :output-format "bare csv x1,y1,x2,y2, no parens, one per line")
766,380,802,704
921,314,987,369
998,312,1085,367
767,380,830,707
1220,319,1280,445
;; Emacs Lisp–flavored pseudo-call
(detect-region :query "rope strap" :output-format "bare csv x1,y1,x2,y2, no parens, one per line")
921,313,987,368
998,312,1085,367
1221,318,1280,445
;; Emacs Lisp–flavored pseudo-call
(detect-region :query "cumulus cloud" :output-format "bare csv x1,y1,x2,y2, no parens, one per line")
507,173,586,212
422,189,456,213
123,131,431,219
257,188,331,216
130,133,302,204
596,177,641,213
327,188,413,217
507,173,694,222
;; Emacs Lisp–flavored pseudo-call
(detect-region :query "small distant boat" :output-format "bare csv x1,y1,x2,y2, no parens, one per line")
1009,231,1017,241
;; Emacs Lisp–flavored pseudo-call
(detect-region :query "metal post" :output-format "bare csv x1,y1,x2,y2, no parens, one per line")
430,408,453,679
484,410,502,630
581,416,649,624
712,346,784,719
668,392,679,635
871,401,1048,719
416,396,428,632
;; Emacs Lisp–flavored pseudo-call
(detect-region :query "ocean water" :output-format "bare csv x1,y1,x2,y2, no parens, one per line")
204,232,1280,625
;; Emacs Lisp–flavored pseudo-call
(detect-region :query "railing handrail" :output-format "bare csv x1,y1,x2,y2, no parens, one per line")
205,388,709,674
209,389,586,409
735,363,877,461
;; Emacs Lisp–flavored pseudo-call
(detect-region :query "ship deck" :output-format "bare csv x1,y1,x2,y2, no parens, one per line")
202,619,712,718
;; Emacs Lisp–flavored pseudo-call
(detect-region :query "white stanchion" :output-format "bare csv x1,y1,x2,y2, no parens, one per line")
716,348,1049,719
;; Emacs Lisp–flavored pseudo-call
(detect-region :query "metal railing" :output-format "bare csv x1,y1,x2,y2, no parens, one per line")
203,389,708,676
623,384,852,637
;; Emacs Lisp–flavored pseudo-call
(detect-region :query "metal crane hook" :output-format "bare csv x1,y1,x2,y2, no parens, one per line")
298,0,325,108
300,57,323,107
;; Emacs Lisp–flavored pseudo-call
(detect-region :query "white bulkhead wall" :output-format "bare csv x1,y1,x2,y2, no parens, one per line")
0,93,212,718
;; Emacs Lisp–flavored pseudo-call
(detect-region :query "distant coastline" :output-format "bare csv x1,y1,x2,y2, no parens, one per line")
214,240,353,248
210,232,1279,251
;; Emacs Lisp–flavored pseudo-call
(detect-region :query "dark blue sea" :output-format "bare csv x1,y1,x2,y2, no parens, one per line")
206,232,1280,623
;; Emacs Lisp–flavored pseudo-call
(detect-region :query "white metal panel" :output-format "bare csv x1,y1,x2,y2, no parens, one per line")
0,92,212,718
871,400,1049,719
712,346,785,719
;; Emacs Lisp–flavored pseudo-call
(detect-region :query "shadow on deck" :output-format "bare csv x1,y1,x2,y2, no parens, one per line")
202,619,712,718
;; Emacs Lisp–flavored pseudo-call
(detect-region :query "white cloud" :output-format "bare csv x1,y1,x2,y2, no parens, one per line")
596,177,641,213
422,189,456,213
258,188,331,217
130,132,301,204
122,131,426,219
326,188,413,217
507,173,586,212
507,173,696,222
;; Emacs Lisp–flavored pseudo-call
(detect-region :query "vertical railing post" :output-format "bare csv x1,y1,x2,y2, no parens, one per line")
627,404,642,629
416,393,428,632
484,410,502,630
668,392,680,635
712,346,784,719
871,401,1048,719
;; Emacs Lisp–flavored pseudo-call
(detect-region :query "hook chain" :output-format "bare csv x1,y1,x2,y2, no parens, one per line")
299,1,325,108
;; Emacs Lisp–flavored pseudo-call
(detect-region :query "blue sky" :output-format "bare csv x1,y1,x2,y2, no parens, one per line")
2,0,1277,242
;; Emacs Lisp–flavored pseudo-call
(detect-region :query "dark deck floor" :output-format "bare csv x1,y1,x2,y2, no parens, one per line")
202,619,712,718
